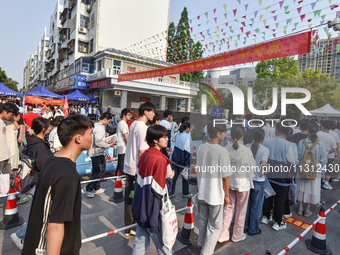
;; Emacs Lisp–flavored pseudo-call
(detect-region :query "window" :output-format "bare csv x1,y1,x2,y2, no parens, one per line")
113,60,121,74
90,13,95,29
89,39,93,53
82,57,94,73
97,60,102,71
80,15,90,29
81,0,89,4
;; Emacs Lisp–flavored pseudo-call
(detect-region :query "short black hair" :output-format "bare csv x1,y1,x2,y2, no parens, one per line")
181,116,190,124
146,125,168,147
149,112,161,125
0,102,19,115
100,112,112,120
275,122,289,135
121,108,131,118
139,102,155,116
51,116,64,127
31,117,50,135
58,115,94,147
163,109,173,118
298,119,309,131
321,120,332,131
207,119,226,139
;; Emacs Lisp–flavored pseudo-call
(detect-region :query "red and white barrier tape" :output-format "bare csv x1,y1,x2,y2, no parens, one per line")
277,199,340,255
80,175,125,184
82,206,188,244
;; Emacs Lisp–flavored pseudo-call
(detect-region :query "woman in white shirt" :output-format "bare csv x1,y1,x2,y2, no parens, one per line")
245,128,269,236
219,125,255,243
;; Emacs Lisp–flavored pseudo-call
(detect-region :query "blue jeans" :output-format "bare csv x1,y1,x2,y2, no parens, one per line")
16,224,27,241
245,181,265,234
86,155,106,192
170,164,189,196
132,225,172,255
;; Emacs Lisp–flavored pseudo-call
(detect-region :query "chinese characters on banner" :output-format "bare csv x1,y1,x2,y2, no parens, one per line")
25,95,64,106
118,31,311,82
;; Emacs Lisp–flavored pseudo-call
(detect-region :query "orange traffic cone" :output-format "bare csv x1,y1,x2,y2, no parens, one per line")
0,188,24,229
177,197,194,245
110,172,124,203
305,207,332,255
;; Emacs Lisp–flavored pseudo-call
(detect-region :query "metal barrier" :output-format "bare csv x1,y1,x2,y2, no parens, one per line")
80,175,125,184
277,199,340,255
82,207,187,244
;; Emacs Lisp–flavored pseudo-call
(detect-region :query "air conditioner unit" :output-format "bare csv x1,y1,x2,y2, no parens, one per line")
87,5,92,12
78,27,87,34
79,47,87,53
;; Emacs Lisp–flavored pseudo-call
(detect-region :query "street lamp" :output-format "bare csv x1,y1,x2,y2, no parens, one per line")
328,14,340,31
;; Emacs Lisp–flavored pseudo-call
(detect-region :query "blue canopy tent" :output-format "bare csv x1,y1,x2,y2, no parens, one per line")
66,89,98,102
25,86,64,99
0,82,23,97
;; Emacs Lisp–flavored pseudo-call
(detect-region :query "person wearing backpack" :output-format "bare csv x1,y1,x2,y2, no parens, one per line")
296,124,327,217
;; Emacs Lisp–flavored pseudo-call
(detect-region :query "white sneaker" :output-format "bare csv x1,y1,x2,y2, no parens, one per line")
322,183,333,190
272,221,287,231
283,212,292,218
94,188,105,194
261,215,273,224
218,236,229,243
231,233,246,243
10,233,23,250
83,187,95,198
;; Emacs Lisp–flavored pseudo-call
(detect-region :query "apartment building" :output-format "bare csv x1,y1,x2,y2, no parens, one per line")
298,37,340,79
24,0,198,111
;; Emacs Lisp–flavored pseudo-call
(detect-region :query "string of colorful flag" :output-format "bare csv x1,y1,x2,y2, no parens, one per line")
122,0,340,64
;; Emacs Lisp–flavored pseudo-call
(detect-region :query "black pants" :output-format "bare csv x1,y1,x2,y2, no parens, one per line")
124,174,136,233
86,155,106,192
263,182,290,224
170,164,189,196
116,154,125,175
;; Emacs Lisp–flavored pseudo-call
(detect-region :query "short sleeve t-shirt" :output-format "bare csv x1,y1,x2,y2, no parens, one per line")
22,156,82,255
196,143,232,206
317,131,337,159
0,119,10,161
123,120,149,176
247,143,269,182
116,120,129,155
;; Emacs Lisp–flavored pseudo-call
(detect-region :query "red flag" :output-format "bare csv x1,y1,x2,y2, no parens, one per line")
63,96,69,117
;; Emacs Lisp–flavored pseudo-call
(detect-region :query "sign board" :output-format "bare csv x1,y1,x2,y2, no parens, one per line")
211,107,224,117
69,74,87,89
87,69,110,82
88,78,111,89
54,77,69,91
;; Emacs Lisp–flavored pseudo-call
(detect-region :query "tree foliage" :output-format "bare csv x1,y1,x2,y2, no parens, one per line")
167,7,204,81
0,67,19,92
254,58,340,116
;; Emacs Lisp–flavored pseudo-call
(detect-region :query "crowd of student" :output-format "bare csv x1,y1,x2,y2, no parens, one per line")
1,98,340,254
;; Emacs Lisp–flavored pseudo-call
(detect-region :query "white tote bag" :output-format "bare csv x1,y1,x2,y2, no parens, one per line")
160,188,178,251
0,173,10,197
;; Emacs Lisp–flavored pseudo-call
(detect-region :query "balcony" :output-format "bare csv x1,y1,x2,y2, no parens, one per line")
60,8,69,25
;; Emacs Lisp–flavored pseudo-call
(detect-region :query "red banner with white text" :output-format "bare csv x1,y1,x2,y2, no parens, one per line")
118,31,311,82
25,96,64,106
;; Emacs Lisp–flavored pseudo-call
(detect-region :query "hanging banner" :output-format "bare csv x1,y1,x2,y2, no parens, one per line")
118,31,311,82
25,96,64,106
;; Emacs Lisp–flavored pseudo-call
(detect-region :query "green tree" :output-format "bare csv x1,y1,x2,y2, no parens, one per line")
0,67,19,92
167,7,204,81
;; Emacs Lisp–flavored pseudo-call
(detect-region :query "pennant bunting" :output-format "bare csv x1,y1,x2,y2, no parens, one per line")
330,4,339,10
300,14,305,21
311,2,316,10
224,13,228,19
245,4,248,11
205,12,208,19
279,0,284,9
297,7,302,14
233,9,237,16
313,10,321,17
223,3,227,12
274,15,278,21
254,11,258,18
259,0,263,6
213,8,217,15
265,5,271,10
214,17,217,23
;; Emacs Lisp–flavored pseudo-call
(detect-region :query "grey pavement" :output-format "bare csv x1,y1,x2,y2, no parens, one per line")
0,177,340,255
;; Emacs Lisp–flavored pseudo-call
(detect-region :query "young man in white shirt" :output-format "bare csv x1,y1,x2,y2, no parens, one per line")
159,109,173,157
317,121,337,189
84,112,116,198
0,103,19,174
123,102,155,236
109,108,132,202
